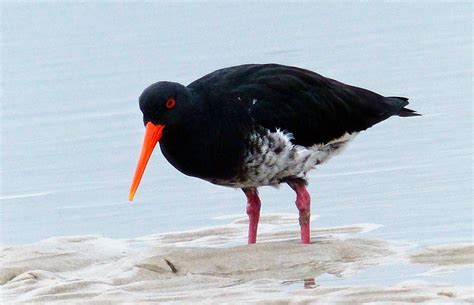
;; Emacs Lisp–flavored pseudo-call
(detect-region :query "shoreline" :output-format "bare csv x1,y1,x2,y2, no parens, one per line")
2,214,472,304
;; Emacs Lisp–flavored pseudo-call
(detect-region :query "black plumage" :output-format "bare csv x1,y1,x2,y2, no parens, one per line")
188,64,418,147
140,64,418,183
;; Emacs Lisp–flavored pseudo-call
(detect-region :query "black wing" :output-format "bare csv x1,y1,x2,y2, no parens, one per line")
188,64,418,147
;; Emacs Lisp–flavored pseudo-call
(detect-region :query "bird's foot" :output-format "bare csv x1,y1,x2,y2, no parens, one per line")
300,226,311,244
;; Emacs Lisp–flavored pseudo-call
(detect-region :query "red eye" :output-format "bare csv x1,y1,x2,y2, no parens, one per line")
166,97,176,109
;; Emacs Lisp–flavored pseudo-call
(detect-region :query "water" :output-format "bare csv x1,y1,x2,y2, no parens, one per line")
1,1,471,256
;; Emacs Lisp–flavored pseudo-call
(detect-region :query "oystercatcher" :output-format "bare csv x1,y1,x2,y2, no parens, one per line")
129,64,419,244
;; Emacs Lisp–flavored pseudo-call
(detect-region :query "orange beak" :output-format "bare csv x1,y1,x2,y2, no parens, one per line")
129,122,165,201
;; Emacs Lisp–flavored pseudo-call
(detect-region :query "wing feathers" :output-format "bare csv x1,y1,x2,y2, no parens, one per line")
188,64,417,147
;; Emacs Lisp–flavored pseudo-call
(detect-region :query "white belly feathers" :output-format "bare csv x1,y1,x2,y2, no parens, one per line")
210,129,357,188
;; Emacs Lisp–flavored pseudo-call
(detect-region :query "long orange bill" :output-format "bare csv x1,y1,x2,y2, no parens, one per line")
129,122,165,201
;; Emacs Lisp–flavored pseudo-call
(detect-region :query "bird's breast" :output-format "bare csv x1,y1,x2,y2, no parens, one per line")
158,122,248,181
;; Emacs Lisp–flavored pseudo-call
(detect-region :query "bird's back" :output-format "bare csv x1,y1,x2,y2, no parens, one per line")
188,64,418,147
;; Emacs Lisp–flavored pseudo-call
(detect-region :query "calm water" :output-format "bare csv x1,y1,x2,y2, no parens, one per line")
1,1,471,256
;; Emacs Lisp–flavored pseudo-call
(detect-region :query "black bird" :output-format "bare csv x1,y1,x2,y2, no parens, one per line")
129,64,419,244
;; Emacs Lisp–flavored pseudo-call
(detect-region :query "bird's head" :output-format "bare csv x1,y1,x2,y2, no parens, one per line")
129,81,191,201
139,81,191,127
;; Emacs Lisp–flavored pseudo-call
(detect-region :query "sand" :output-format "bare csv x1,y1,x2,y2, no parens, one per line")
1,214,472,304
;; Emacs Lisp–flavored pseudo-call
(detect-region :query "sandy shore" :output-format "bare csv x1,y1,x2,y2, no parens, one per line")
1,214,472,304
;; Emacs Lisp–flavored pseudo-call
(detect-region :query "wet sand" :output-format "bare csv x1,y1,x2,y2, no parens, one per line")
1,215,472,304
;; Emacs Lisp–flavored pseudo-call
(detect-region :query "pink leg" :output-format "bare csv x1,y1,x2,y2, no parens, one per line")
243,188,261,244
288,180,311,244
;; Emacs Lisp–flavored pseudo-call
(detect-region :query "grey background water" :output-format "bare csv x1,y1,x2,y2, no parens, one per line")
1,0,471,262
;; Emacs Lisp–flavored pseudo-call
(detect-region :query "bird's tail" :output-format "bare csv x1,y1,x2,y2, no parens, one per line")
386,96,422,117
398,107,421,117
